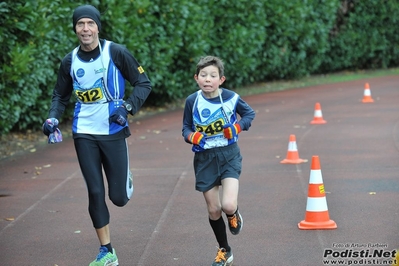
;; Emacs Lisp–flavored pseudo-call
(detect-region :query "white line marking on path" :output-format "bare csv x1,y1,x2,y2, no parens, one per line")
137,161,191,266
0,171,79,236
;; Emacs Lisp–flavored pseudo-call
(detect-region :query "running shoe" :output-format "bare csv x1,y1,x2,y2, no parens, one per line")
211,247,233,266
227,210,243,235
89,247,118,266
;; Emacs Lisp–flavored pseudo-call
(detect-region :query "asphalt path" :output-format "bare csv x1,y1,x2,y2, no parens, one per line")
1,75,398,266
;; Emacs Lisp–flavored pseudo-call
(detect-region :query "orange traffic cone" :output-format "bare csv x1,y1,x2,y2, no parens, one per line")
280,134,307,164
310,102,326,124
298,156,337,230
362,83,374,103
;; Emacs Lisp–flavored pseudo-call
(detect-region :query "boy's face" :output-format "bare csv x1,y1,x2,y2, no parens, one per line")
194,65,225,97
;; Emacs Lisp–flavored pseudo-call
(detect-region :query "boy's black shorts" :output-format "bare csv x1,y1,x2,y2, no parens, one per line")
193,143,242,192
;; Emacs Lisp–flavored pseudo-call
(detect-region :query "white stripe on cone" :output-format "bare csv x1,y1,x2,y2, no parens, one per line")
288,141,298,151
309,169,323,184
305,197,329,212
314,110,323,117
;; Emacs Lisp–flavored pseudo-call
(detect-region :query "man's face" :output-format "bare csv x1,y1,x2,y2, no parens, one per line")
75,18,99,50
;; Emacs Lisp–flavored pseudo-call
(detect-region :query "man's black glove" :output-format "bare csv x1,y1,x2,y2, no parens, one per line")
109,106,129,126
42,118,59,136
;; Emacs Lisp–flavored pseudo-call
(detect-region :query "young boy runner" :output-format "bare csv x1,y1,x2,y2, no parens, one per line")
182,56,255,266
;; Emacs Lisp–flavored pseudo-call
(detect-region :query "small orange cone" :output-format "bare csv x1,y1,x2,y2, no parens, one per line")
298,156,337,230
362,83,374,103
280,134,307,164
310,102,326,124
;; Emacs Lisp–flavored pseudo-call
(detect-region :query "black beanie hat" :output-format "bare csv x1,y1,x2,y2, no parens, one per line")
72,5,101,33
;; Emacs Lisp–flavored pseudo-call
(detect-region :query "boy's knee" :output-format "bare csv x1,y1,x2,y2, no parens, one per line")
208,205,222,218
222,203,237,215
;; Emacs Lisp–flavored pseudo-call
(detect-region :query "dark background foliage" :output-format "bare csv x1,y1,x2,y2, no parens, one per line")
1,0,398,135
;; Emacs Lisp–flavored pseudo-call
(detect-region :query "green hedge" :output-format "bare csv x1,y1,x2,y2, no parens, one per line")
1,0,398,135
0,0,77,133
320,0,399,72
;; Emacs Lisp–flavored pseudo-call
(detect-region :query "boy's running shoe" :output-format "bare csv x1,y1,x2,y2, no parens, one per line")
211,247,233,266
89,247,118,266
228,210,243,235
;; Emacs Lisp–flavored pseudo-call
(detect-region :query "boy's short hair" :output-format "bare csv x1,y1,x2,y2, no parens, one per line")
196,56,225,77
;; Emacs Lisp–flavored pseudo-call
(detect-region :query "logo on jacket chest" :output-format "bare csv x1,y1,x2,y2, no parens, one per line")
77,68,85,78
201,108,211,118
95,67,106,74
76,67,106,78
